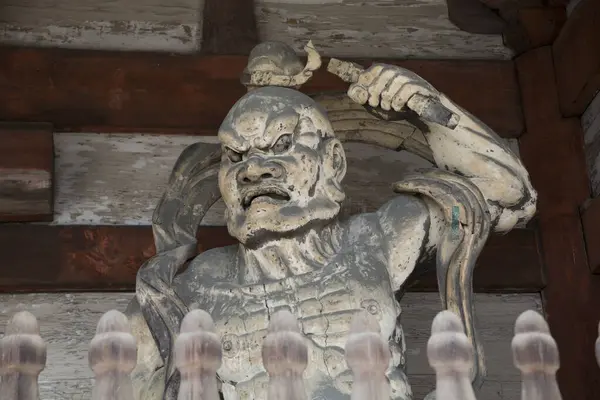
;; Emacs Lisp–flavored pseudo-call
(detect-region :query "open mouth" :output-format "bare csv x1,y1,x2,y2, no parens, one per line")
241,186,291,209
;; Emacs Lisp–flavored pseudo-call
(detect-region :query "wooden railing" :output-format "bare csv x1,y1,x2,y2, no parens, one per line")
1,307,598,400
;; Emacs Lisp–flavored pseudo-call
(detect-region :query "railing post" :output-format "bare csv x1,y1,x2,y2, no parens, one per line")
427,310,477,400
89,309,137,400
512,310,562,400
262,309,308,400
174,309,222,400
345,310,391,400
0,311,47,400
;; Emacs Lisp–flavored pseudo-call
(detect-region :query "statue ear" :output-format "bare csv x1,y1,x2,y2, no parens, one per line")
323,138,347,184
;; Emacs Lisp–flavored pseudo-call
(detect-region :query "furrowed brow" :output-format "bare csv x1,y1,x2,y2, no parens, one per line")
262,113,300,148
219,131,249,152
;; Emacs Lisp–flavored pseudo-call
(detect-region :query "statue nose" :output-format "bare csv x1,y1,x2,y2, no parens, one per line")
237,159,283,184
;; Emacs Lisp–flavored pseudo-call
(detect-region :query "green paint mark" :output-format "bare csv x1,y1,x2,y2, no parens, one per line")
451,205,460,239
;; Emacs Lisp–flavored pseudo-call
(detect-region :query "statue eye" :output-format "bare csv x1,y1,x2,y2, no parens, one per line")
272,134,292,153
225,148,243,163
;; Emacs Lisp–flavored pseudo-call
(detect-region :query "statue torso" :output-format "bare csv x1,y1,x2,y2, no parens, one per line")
172,213,411,400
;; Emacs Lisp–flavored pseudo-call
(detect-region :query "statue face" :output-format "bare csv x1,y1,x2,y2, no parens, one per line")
218,87,347,247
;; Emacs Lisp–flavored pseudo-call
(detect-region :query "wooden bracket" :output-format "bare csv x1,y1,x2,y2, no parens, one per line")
553,0,600,116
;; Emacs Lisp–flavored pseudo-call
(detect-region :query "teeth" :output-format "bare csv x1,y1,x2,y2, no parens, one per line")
242,190,289,208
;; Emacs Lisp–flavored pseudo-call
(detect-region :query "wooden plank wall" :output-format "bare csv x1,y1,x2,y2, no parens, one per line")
0,0,513,59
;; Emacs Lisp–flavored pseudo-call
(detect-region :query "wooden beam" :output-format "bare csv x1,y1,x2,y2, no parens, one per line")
517,46,600,399
0,46,524,137
0,122,54,222
583,92,600,196
581,197,600,273
200,0,258,54
0,224,544,293
503,6,566,55
553,0,600,116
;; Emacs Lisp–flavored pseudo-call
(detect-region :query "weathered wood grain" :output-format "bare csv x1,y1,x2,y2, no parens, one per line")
0,0,201,52
0,123,54,222
0,224,543,293
51,133,518,226
583,92,600,197
581,197,600,274
517,46,600,399
254,0,512,59
553,0,600,117
0,292,543,400
0,0,512,59
0,47,525,137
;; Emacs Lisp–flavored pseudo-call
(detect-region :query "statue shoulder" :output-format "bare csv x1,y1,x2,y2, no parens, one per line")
374,193,441,291
172,244,240,292
376,193,431,229
338,194,430,247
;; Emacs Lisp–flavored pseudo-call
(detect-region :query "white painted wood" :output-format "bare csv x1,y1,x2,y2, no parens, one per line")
0,292,542,400
0,0,203,52
0,22,200,53
255,0,512,60
175,310,222,400
0,0,512,59
346,312,391,400
583,91,600,197
89,311,137,400
262,310,309,400
52,132,520,226
427,311,477,400
511,311,562,400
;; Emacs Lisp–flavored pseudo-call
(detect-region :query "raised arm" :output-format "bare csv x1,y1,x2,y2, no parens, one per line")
344,63,538,393
346,63,537,233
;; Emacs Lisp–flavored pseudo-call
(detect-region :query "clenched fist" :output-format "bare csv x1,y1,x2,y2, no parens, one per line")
347,64,440,112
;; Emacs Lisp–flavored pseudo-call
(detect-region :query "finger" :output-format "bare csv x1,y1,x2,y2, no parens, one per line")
391,82,429,112
367,67,398,108
380,75,408,111
356,64,384,87
348,83,369,105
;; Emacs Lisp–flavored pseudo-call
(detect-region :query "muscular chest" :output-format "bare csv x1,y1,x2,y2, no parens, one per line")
188,251,399,383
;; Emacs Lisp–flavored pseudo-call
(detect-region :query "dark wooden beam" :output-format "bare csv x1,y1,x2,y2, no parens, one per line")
553,0,600,116
0,122,54,222
200,0,259,54
0,224,544,293
581,197,600,274
517,46,600,399
0,46,524,137
503,6,566,55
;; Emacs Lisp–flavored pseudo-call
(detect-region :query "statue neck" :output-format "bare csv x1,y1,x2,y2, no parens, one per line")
238,222,342,283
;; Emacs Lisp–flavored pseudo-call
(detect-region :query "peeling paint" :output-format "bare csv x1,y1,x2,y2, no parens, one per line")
0,0,511,58
0,21,198,52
